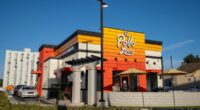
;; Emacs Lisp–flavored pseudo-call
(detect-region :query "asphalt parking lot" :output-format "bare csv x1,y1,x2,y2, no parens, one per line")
5,90,47,105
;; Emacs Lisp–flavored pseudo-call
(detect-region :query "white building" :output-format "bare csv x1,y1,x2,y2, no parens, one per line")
3,48,39,88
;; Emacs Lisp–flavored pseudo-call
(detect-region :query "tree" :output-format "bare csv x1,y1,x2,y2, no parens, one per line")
195,55,200,62
183,54,200,64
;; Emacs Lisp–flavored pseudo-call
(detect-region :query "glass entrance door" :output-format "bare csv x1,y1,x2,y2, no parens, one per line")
147,73,158,92
122,77,129,92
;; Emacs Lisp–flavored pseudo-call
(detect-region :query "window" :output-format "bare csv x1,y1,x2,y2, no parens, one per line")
22,86,34,90
130,75,138,91
112,71,120,86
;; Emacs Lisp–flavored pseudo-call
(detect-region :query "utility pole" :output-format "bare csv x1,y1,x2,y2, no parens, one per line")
170,56,173,68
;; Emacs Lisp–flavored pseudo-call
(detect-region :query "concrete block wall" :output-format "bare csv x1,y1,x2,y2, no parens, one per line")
143,92,174,107
108,92,143,107
107,92,200,107
174,92,200,106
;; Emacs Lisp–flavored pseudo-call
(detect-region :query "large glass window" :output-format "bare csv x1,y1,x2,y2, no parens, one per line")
112,71,120,86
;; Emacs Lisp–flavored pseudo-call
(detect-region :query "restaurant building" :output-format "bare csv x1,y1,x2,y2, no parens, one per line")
32,27,163,105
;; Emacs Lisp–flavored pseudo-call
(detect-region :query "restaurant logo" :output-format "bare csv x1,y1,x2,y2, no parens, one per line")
117,32,135,56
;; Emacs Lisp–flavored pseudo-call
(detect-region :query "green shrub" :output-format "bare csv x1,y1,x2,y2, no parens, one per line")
0,92,10,110
0,92,56,110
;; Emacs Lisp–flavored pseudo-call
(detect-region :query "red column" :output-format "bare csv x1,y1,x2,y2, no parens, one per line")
36,47,55,96
37,74,42,96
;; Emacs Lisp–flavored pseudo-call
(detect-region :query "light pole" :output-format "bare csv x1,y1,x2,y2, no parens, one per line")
97,0,108,104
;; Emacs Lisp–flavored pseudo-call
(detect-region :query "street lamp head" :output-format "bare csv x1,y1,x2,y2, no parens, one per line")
97,0,108,8
102,2,108,8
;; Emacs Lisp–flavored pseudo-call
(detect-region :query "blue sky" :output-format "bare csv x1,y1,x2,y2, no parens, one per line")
0,0,200,79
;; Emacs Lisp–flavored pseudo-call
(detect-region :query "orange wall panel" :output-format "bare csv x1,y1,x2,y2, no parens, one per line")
145,43,162,52
103,68,113,91
55,34,101,56
103,27,147,91
37,47,55,96
103,28,146,61
78,35,101,45
138,74,147,91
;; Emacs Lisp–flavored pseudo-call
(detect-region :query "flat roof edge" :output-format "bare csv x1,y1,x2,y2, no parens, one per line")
145,39,163,45
104,26,145,34
55,30,100,50
39,44,57,51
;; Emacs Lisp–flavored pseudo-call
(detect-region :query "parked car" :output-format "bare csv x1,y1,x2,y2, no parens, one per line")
14,85,26,96
18,86,38,98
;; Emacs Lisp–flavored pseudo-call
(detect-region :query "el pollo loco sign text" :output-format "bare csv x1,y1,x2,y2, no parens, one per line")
117,32,135,56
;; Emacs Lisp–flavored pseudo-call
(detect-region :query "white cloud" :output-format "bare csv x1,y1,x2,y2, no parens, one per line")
163,40,194,51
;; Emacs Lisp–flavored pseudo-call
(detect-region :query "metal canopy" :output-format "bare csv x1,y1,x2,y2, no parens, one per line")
65,55,104,65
